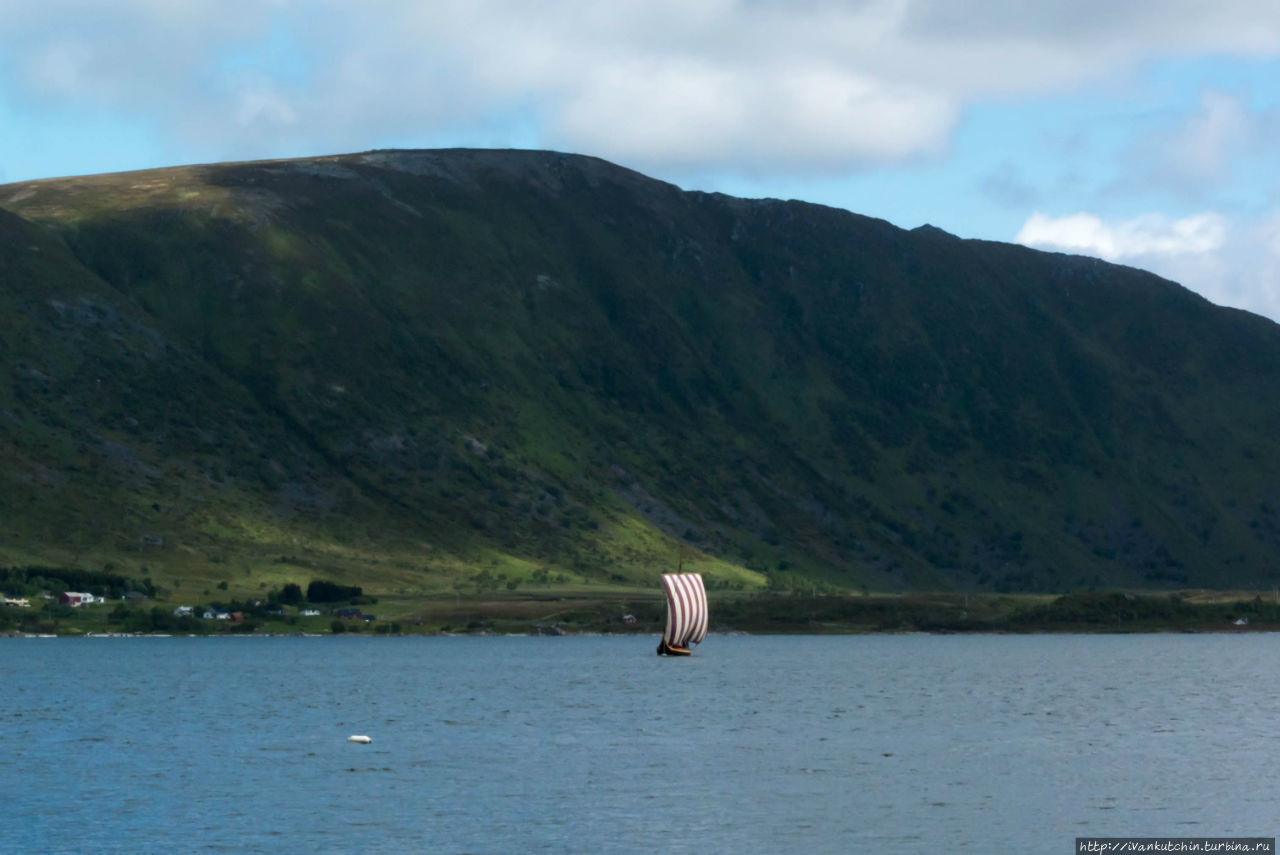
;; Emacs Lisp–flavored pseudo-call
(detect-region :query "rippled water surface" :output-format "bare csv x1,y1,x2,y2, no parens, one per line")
2,634,1277,853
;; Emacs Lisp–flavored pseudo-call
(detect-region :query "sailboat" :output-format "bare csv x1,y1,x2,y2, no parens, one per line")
656,573,708,656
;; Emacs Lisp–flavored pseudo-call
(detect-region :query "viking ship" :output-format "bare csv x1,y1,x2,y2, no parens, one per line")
656,573,708,656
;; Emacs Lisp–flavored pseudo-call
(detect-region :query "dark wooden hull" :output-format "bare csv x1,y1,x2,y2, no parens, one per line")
656,639,692,656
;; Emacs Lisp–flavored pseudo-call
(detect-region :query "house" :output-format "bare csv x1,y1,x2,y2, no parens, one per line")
173,606,193,617
335,608,363,620
2,596,31,608
59,592,95,607
230,612,245,622
202,610,217,620
299,608,321,617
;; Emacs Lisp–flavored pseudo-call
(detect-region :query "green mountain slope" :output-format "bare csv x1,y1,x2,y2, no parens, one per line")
2,148,1279,593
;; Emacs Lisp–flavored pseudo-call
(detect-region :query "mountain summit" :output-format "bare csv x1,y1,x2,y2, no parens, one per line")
3,149,1278,592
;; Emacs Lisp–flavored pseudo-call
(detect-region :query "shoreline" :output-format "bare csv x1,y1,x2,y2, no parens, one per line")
4,626,1277,639
7,590,1280,637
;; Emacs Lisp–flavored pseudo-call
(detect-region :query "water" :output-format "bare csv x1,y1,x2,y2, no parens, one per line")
2,634,1277,853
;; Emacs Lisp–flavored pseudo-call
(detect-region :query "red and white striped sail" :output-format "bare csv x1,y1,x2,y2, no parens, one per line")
661,573,708,650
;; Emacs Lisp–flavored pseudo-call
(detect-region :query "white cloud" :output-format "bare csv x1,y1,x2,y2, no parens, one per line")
1016,210,1280,322
1015,211,1228,261
1160,91,1256,184
900,0,1280,64
1111,89,1278,203
231,85,299,133
1,0,281,145
550,61,957,172
23,39,93,96
4,0,1280,176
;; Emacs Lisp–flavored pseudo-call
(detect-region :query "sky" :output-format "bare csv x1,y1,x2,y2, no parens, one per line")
2,0,1280,322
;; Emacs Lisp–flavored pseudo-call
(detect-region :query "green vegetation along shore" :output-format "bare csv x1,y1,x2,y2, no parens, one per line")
5,566,1279,637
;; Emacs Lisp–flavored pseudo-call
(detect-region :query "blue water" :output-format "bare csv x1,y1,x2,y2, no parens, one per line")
1,634,1277,854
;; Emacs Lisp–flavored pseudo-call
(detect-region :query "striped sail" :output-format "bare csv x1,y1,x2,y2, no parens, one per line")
660,573,708,651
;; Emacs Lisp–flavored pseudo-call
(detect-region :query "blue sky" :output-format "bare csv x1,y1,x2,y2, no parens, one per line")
2,0,1279,321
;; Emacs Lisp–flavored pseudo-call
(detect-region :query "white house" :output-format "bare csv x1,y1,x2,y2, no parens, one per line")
173,606,193,617
59,592,94,607
299,608,321,617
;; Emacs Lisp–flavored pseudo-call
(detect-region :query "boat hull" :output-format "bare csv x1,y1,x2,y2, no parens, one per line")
656,639,692,656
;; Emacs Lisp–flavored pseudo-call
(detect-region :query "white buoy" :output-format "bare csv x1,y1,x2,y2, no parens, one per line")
347,734,372,744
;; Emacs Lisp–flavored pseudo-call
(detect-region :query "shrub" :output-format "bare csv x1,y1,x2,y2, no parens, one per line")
308,580,363,603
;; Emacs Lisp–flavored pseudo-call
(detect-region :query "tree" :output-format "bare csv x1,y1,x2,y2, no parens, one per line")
278,583,303,605
307,580,362,603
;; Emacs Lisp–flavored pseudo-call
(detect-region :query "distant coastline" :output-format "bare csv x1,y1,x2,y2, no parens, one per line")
5,590,1279,637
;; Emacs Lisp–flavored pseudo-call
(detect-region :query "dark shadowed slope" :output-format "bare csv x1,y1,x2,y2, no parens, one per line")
3,149,1279,592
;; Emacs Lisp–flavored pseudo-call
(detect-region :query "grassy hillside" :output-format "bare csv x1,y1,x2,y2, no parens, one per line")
2,148,1279,598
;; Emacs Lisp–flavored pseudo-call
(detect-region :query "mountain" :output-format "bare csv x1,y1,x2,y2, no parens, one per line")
2,148,1279,594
